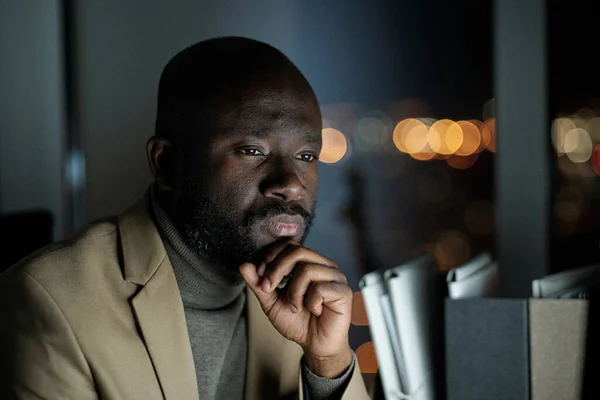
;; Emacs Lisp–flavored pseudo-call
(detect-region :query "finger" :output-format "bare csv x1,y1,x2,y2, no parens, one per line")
286,263,348,313
304,281,353,317
263,245,337,292
239,262,279,313
256,239,299,277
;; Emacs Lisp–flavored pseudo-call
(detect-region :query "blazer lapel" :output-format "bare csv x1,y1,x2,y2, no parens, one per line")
245,289,303,400
119,197,198,399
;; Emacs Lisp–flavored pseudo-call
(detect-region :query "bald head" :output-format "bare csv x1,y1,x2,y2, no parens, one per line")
147,37,322,267
155,37,320,143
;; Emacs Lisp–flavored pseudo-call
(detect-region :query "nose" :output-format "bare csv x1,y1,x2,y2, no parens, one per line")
260,158,305,202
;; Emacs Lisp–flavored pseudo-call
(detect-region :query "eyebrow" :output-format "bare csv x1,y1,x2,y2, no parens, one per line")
239,131,322,144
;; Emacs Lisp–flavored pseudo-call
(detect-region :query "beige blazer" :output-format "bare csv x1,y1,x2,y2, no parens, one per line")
0,198,370,400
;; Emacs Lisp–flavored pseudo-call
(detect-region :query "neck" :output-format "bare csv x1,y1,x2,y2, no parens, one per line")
150,187,245,309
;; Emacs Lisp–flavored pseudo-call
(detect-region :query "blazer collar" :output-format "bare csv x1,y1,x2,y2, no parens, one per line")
118,195,166,285
118,195,199,399
117,193,301,399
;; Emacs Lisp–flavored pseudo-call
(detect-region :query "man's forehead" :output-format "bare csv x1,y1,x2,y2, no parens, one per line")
213,89,321,137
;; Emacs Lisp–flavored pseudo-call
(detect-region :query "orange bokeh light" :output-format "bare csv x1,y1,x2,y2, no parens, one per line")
470,119,489,153
351,292,369,326
428,119,464,155
410,147,436,161
356,341,378,373
483,118,496,152
455,120,481,156
446,153,479,169
393,118,429,154
320,128,348,164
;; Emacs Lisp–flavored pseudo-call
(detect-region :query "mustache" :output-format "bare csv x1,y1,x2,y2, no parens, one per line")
246,202,313,228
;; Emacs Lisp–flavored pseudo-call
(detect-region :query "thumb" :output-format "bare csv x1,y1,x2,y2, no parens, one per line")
239,262,279,309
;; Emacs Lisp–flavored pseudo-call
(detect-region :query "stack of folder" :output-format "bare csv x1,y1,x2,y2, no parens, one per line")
359,254,444,400
361,249,600,399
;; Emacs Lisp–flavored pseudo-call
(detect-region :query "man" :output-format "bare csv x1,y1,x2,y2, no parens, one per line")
0,37,371,400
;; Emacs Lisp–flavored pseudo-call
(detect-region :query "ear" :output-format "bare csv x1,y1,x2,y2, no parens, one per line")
146,136,174,191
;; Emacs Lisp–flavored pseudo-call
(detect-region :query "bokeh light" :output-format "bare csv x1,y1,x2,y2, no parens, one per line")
555,201,581,223
404,118,430,154
433,230,471,271
586,117,600,143
356,341,378,373
354,116,389,152
552,117,576,156
482,98,495,121
446,153,479,169
320,103,359,135
320,128,348,164
564,128,593,163
427,119,464,155
410,148,437,161
470,119,489,153
351,291,369,326
483,118,496,152
393,118,428,154
455,120,481,156
575,107,595,120
592,144,600,176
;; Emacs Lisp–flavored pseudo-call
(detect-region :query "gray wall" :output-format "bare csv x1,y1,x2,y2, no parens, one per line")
0,0,66,239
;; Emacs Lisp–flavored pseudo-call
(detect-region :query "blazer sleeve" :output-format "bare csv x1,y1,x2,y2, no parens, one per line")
298,356,371,400
0,270,97,399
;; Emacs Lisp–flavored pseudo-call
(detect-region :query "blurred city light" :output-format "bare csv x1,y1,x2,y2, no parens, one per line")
351,291,369,326
354,111,391,152
320,127,348,164
356,341,378,373
564,128,592,163
447,153,479,169
483,118,496,152
434,230,471,271
428,119,464,155
482,98,495,121
455,120,481,156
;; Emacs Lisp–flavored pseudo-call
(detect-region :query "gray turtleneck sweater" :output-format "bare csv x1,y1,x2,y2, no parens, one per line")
151,191,354,399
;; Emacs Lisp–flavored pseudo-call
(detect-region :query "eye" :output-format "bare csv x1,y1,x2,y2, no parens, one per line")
239,148,265,157
296,153,318,162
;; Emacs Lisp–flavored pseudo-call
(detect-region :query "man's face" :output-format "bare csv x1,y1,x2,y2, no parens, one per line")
173,86,322,268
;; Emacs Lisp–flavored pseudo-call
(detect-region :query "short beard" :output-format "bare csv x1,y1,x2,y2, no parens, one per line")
175,181,314,269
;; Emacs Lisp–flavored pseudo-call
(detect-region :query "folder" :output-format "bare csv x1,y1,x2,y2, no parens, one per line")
383,253,442,400
446,253,498,299
359,271,405,400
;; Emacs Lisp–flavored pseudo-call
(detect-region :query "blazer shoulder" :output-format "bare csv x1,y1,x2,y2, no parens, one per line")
0,216,121,292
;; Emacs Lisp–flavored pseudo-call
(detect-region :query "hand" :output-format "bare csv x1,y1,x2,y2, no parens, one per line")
239,240,353,378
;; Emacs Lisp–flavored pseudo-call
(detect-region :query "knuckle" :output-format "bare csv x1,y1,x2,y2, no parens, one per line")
341,284,353,296
333,269,348,283
297,262,315,276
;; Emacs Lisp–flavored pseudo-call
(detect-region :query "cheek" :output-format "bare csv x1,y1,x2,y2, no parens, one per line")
209,166,259,214
302,167,319,195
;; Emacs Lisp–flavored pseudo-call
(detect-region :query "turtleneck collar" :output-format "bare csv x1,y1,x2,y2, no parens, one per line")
149,187,246,310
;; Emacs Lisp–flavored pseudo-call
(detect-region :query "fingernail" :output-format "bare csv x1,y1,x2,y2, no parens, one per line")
290,304,298,313
261,278,271,292
257,263,266,277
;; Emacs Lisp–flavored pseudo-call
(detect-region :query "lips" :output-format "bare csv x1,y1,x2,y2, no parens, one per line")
263,214,305,238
